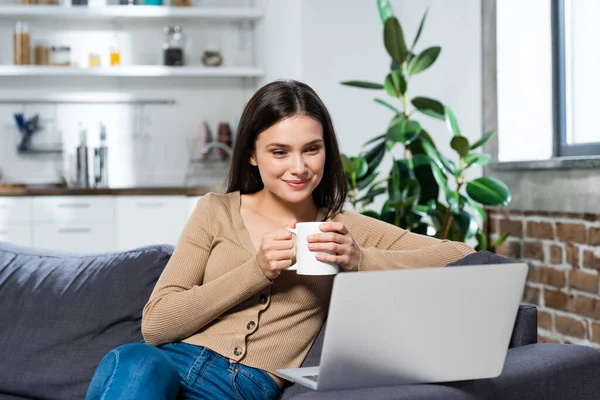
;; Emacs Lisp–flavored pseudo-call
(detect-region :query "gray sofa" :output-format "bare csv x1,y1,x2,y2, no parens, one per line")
0,242,599,400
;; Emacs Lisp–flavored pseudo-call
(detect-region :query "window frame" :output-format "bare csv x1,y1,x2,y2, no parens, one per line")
553,0,600,157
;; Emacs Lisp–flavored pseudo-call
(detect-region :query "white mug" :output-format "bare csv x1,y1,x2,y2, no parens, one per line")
286,222,339,276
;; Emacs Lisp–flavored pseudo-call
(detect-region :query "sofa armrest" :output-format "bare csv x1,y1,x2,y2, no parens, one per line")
509,304,537,348
289,344,600,400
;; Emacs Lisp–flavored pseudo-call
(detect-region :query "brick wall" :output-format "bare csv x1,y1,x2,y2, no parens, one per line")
488,210,600,349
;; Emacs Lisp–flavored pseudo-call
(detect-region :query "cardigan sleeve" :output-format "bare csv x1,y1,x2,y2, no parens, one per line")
141,194,272,346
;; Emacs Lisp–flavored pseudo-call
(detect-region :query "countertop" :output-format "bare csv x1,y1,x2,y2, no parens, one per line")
0,184,224,197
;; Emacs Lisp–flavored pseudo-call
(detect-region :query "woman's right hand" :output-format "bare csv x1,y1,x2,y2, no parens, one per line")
256,219,296,280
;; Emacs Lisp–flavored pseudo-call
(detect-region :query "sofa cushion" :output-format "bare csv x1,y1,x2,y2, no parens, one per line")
0,242,173,400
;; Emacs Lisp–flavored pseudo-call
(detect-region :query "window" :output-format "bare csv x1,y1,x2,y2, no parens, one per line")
554,0,600,156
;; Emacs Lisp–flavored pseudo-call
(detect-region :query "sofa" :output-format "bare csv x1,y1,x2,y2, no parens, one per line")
0,242,599,400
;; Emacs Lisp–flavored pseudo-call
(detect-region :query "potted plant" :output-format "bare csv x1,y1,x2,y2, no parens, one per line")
341,0,511,251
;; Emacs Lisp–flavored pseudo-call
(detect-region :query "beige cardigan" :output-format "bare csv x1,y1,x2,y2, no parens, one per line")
142,191,474,376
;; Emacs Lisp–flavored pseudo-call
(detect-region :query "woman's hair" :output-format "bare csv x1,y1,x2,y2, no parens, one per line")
226,79,347,219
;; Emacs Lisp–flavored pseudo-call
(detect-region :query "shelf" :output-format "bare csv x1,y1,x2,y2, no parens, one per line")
0,65,264,78
0,5,263,21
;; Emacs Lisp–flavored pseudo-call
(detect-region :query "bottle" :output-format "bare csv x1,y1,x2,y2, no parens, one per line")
75,124,90,188
94,124,109,188
163,26,184,66
13,22,31,65
110,35,120,66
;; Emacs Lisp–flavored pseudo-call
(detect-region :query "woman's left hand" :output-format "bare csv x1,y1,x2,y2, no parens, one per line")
307,222,360,272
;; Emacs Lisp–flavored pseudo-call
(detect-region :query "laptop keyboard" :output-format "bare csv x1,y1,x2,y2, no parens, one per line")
303,375,319,382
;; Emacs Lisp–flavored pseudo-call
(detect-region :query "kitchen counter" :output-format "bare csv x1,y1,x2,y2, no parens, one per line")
0,185,224,197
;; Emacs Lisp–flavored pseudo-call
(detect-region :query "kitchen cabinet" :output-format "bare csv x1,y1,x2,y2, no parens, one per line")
0,194,204,253
115,196,195,251
0,224,32,247
0,197,33,247
33,223,114,253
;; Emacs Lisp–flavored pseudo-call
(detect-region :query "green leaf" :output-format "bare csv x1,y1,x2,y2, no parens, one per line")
389,162,402,201
341,155,368,179
450,136,470,158
428,158,448,192
466,177,511,206
362,141,386,177
444,105,461,137
341,154,353,174
377,0,395,24
357,185,386,203
491,232,510,249
463,153,491,169
421,139,458,176
475,229,488,251
374,98,402,114
387,117,421,144
470,130,496,150
412,153,431,168
407,46,441,75
411,97,445,120
384,17,409,65
363,133,386,147
453,211,478,240
411,8,429,51
463,194,486,221
357,171,379,191
352,157,368,179
341,80,384,89
384,71,406,97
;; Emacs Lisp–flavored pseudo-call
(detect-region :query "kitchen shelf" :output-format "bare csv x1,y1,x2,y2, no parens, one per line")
0,65,264,78
0,5,263,21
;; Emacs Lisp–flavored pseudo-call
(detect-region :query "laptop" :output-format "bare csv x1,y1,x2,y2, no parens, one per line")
276,263,528,392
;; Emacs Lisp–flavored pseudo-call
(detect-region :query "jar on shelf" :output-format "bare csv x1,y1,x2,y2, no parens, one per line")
163,26,184,66
34,42,50,65
50,46,71,66
13,22,31,65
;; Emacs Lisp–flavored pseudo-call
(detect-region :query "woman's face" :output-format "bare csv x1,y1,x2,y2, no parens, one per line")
250,114,326,205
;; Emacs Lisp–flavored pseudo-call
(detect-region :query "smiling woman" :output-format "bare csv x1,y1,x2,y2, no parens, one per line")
85,80,475,400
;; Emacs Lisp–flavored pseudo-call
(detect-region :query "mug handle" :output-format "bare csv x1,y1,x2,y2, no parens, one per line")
286,227,297,271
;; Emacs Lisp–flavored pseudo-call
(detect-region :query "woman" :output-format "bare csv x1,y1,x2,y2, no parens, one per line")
86,80,474,400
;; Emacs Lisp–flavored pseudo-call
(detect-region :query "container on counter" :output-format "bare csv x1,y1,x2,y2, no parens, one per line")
163,25,184,66
13,22,31,65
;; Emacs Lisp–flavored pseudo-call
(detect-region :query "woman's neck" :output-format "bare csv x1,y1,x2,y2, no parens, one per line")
250,190,318,224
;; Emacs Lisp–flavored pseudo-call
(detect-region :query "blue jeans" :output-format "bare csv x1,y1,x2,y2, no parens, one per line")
85,342,282,400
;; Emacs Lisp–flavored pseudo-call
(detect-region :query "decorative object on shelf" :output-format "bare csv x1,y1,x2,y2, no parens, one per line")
201,46,223,67
14,112,40,153
145,0,163,5
34,42,49,65
13,22,30,65
163,25,184,66
71,0,88,5
50,46,71,66
110,35,120,66
172,0,192,6
89,53,101,67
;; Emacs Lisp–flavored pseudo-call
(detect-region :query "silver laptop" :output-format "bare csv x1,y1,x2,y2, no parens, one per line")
277,263,528,392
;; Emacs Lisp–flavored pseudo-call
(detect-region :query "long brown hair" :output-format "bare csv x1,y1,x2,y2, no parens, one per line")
226,80,347,219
